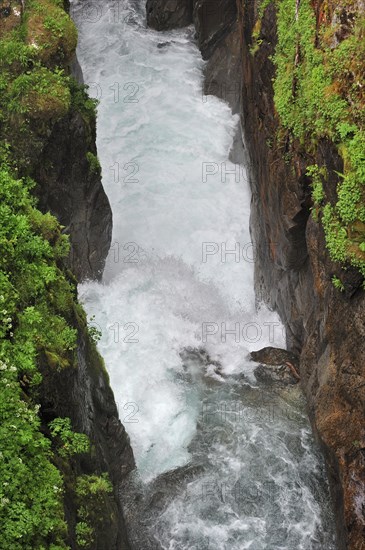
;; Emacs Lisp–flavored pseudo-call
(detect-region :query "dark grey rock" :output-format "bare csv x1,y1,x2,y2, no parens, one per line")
33,109,112,282
157,41,171,48
240,1,365,546
251,347,300,386
203,24,241,113
146,0,193,30
254,364,299,386
250,346,299,368
193,0,237,59
180,346,223,376
40,325,134,550
70,53,84,84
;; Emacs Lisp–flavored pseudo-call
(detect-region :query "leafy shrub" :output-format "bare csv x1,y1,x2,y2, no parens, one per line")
86,152,101,176
0,359,68,548
8,66,71,119
0,165,84,547
332,275,345,292
26,0,78,65
307,164,325,206
74,474,113,549
271,0,365,274
0,37,35,70
87,315,102,344
69,78,98,124
75,521,94,548
0,2,114,547
49,418,90,458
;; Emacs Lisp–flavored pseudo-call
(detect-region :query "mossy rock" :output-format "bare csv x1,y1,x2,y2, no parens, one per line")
26,0,77,66
45,350,72,369
0,1,22,39
272,0,365,274
9,66,71,120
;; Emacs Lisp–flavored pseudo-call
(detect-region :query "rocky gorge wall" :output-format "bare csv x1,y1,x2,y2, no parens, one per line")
146,0,365,548
0,1,133,548
39,305,134,550
33,92,113,283
34,57,134,550
239,2,365,548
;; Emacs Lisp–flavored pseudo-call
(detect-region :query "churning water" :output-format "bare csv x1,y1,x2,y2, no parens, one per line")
71,0,337,548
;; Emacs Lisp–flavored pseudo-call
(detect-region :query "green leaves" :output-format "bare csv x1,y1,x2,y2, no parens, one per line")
8,66,71,120
0,166,83,546
0,2,112,548
86,152,101,176
0,38,35,70
75,474,113,499
0,359,68,548
272,0,365,273
331,276,345,292
74,474,113,548
49,418,90,458
75,522,94,548
307,164,325,206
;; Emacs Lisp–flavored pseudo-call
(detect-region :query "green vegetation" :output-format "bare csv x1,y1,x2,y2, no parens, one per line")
75,522,94,549
8,66,71,119
75,474,113,548
257,0,365,275
0,1,110,548
26,0,78,65
69,79,98,125
0,0,97,170
87,315,102,344
49,418,90,458
0,356,68,548
0,162,77,548
307,164,325,206
332,275,345,292
258,0,274,18
86,152,101,176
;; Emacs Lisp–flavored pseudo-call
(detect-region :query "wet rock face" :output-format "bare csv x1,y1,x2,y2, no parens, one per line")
146,0,240,119
193,0,237,59
33,108,112,282
146,0,237,60
32,101,131,545
203,24,241,113
251,347,300,386
2,0,129,544
253,364,297,385
250,347,298,367
40,324,135,550
239,1,365,548
21,16,128,544
146,0,193,30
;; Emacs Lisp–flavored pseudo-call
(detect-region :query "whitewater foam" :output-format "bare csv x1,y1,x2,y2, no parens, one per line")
71,0,337,547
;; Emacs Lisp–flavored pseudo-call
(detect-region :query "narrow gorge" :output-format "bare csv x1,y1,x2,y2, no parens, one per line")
0,0,364,549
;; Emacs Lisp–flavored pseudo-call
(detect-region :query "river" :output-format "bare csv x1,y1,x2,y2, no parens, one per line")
71,0,337,548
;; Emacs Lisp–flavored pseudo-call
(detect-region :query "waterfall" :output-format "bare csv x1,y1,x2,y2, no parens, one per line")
71,0,337,547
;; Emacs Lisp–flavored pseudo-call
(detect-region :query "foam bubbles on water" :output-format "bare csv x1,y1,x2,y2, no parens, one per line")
72,0,336,547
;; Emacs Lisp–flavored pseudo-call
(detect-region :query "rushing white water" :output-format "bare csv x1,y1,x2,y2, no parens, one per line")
71,1,337,548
